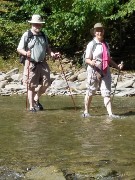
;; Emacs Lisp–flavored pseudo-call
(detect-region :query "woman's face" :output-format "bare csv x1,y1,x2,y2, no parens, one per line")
32,23,43,33
94,27,104,41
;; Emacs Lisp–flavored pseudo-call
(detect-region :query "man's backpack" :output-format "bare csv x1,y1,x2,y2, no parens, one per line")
82,39,97,69
19,30,47,64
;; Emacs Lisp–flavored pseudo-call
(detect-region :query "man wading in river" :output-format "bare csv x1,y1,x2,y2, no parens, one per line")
82,23,123,118
17,14,60,112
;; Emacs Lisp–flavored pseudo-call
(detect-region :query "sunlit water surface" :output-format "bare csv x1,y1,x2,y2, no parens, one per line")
0,95,135,179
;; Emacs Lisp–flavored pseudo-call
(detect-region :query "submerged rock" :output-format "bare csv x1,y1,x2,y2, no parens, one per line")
0,167,24,180
25,166,65,180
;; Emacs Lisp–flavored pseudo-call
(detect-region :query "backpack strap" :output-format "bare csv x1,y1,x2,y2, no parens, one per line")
30,30,47,43
27,29,33,39
92,39,97,54
25,30,47,50
23,30,33,50
82,40,97,69
40,31,47,43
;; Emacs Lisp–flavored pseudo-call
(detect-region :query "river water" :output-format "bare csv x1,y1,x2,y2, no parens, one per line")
0,95,135,179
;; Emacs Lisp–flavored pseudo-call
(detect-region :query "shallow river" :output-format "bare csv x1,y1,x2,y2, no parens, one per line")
0,95,135,179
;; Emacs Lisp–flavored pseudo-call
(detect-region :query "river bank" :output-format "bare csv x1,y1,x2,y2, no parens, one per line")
0,58,135,97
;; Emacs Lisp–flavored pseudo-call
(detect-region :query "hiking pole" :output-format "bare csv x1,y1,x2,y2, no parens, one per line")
112,61,123,102
58,57,76,111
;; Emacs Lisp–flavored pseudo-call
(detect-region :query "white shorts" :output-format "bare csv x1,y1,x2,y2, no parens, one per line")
86,66,111,97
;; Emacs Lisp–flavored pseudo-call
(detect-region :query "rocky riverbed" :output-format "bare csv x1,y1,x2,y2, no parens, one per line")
0,58,135,97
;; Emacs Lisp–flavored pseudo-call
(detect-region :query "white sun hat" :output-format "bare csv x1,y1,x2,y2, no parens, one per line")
90,22,104,36
28,14,45,24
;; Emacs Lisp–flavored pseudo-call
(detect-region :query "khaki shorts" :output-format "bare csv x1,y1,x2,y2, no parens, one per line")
23,60,51,89
86,67,111,97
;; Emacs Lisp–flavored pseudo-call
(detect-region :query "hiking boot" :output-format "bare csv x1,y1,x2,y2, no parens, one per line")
34,100,44,111
82,112,90,118
29,107,37,112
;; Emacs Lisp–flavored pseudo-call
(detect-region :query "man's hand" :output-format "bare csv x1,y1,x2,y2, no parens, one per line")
26,50,31,58
51,52,61,59
54,52,61,59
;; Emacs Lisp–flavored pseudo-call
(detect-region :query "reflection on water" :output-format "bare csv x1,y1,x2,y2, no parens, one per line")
0,95,135,179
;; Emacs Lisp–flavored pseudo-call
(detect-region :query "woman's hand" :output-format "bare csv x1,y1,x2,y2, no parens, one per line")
90,59,96,66
118,61,124,70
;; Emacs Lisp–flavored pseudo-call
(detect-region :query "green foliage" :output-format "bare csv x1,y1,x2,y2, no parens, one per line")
0,0,135,70
0,17,29,59
109,0,135,20
0,54,22,72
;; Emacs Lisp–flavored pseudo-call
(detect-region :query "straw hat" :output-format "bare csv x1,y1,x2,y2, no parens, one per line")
28,14,45,24
90,23,104,36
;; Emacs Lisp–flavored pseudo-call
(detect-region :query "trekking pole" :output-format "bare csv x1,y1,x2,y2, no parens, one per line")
58,57,76,111
112,61,123,102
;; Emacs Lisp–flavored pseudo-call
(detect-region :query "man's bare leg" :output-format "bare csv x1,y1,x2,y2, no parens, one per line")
28,88,35,110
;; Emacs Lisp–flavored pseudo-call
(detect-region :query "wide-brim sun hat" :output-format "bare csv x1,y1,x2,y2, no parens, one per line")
28,14,45,24
90,23,104,36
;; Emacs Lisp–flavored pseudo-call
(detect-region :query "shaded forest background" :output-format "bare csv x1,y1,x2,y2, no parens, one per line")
0,0,135,70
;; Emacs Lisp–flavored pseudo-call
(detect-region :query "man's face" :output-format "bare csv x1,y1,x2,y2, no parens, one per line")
32,23,43,33
94,27,104,41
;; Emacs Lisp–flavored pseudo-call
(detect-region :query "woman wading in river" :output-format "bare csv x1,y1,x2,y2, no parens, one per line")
82,23,123,118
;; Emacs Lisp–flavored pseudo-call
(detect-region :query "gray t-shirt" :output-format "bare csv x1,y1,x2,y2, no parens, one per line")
17,30,49,62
